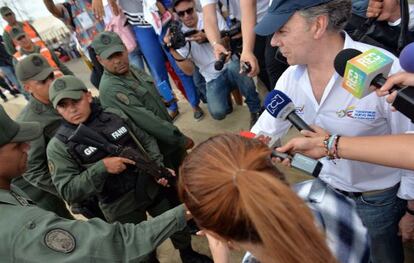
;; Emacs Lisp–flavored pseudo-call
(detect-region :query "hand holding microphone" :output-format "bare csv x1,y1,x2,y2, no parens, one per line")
239,130,323,177
377,72,414,105
214,53,227,71
334,48,414,122
276,125,330,160
264,89,314,132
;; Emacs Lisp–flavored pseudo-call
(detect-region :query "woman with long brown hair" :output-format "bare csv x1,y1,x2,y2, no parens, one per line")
178,134,338,263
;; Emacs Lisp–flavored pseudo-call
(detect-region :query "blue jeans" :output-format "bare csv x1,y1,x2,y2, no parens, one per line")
158,28,200,109
206,59,261,120
352,184,406,263
0,65,28,100
132,26,178,112
192,66,207,103
128,46,145,71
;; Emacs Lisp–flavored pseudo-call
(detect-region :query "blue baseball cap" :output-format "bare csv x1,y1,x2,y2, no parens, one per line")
255,0,332,36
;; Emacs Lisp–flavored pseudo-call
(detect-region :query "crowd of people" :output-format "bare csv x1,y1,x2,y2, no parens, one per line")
1,0,414,262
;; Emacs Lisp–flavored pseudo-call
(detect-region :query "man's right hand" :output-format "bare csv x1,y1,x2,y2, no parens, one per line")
188,31,208,44
240,50,259,77
213,42,231,62
366,0,384,18
163,28,172,48
102,157,136,174
276,125,330,159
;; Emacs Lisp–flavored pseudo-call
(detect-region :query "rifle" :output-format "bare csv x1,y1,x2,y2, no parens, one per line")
68,124,175,182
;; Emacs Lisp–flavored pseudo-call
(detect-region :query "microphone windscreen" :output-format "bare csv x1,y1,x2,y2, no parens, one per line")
400,43,414,73
264,90,293,118
334,48,362,77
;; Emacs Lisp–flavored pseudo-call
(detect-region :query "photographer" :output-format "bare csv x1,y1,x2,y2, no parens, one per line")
201,0,288,90
164,0,261,126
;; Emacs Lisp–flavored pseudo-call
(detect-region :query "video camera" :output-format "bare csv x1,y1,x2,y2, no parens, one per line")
68,124,175,182
168,20,202,50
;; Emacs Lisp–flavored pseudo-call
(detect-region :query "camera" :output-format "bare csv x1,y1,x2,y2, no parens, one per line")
167,21,202,50
168,20,187,50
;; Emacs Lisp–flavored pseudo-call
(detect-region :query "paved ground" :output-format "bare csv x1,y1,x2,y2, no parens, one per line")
2,58,413,262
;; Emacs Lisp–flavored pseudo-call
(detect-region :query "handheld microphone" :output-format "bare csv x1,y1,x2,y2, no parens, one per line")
399,42,414,73
335,48,414,122
334,48,395,98
240,61,252,75
214,53,227,71
239,131,322,177
264,90,314,132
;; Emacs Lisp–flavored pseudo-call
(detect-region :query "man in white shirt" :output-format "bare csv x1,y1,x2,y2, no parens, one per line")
199,0,289,91
252,0,414,262
163,0,261,126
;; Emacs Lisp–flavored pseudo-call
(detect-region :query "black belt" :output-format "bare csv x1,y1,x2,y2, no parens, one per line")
335,184,398,198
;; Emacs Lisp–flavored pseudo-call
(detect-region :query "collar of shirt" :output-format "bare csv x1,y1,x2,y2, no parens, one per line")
295,32,364,111
29,95,54,114
0,189,28,206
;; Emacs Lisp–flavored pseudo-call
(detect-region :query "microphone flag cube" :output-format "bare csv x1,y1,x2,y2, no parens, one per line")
264,90,295,119
342,48,393,98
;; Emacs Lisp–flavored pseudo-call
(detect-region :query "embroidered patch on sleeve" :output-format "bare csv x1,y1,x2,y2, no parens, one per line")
116,93,130,105
44,229,76,253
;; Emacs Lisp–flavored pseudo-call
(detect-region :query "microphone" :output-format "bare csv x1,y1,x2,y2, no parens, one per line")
239,131,323,177
214,53,227,71
335,48,414,122
399,43,414,73
264,90,314,132
334,48,395,98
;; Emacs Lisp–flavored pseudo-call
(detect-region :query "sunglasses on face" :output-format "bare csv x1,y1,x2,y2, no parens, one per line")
176,7,194,17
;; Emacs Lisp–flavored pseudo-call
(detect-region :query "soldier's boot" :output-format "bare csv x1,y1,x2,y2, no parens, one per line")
179,247,213,263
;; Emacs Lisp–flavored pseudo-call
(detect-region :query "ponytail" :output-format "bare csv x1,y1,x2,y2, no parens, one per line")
179,134,336,263
236,170,336,263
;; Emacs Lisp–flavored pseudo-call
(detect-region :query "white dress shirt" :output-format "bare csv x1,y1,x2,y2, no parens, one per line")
251,33,414,199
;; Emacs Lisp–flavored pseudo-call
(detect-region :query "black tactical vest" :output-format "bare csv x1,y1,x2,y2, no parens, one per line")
55,105,145,204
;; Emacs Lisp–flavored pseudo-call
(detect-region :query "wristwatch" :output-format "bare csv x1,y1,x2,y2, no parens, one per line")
406,207,414,216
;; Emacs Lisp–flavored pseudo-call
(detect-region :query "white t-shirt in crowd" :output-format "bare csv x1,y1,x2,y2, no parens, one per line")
251,32,414,199
199,0,269,22
388,4,414,31
177,12,229,82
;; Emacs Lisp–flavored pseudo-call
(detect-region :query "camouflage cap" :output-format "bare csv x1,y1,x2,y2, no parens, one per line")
0,6,13,16
15,54,54,82
49,75,88,108
91,31,125,59
10,26,25,40
0,105,41,147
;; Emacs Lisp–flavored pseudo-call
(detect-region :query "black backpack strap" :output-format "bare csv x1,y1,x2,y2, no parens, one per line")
398,0,409,52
